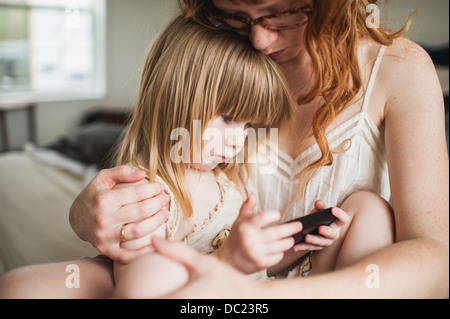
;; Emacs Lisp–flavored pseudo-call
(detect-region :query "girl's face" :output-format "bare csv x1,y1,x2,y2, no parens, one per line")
212,0,308,65
194,116,250,171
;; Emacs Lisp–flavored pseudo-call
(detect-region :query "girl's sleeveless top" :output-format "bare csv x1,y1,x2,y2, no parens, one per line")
156,171,244,254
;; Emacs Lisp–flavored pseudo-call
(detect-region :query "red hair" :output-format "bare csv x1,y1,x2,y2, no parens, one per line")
178,0,415,198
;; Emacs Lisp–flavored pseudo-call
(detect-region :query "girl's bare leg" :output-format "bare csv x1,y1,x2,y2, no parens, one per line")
114,253,189,299
311,191,395,274
0,255,114,299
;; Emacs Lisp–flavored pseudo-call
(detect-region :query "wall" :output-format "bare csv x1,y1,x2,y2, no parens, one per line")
2,0,449,151
381,0,449,48
2,0,179,150
381,0,449,97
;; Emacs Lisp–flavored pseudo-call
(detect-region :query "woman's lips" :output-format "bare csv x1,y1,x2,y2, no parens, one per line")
268,49,285,60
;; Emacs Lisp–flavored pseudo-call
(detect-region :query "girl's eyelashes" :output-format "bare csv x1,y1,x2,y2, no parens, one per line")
220,115,252,128
221,115,233,123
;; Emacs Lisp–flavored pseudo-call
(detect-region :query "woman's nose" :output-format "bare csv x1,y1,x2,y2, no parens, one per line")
248,24,278,52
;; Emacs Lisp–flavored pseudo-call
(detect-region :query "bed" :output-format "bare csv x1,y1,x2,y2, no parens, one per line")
0,110,126,275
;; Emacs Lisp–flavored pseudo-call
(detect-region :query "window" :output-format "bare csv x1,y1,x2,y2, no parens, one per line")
0,0,106,104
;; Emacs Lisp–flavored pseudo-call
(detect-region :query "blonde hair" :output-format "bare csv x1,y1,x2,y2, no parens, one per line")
179,0,415,199
116,14,292,218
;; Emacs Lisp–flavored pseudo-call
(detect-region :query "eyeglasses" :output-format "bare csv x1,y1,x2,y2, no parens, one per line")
207,6,313,34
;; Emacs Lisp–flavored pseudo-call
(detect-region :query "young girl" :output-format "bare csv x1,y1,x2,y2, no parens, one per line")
112,14,298,298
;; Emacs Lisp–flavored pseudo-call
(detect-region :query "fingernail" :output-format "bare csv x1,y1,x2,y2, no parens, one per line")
163,193,170,203
152,236,164,247
164,210,170,220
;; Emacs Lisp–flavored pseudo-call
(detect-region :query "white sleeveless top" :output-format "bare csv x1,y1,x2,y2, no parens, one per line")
157,172,244,254
247,45,390,224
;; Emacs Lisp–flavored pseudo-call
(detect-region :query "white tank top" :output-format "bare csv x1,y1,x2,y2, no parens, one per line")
246,45,390,224
159,172,244,253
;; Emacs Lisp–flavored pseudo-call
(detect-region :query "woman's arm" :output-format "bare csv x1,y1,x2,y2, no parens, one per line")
380,37,448,296
153,237,447,298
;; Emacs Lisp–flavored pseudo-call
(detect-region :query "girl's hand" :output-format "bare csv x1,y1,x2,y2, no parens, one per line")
215,193,302,274
292,200,350,252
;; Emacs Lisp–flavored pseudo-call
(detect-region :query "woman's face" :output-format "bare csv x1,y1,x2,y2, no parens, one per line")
212,0,308,65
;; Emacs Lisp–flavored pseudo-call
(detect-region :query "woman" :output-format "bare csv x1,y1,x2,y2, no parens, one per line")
157,0,448,297
2,0,448,298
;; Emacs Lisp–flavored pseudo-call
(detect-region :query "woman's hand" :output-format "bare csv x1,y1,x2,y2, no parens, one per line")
69,165,170,264
153,237,261,299
292,200,350,253
214,193,301,274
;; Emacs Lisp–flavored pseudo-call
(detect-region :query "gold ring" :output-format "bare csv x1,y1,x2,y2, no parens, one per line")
120,224,126,242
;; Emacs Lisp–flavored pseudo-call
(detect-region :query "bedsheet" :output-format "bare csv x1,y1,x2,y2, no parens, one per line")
0,151,98,275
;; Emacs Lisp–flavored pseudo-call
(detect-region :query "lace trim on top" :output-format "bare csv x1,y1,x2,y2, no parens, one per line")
155,171,236,242
154,175,180,241
185,172,233,238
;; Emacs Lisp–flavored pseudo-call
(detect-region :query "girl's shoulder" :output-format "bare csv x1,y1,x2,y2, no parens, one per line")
153,174,182,241
215,170,248,199
153,174,178,213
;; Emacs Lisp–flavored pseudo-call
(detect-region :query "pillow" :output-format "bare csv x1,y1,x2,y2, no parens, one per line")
424,46,449,66
45,122,124,169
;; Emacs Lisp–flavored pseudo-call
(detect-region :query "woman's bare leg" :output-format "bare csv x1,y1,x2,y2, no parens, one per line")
0,255,114,299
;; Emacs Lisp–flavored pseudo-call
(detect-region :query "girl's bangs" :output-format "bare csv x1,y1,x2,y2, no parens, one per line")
215,56,286,128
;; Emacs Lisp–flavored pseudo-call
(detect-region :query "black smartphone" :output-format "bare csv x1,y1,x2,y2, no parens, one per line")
285,208,338,244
